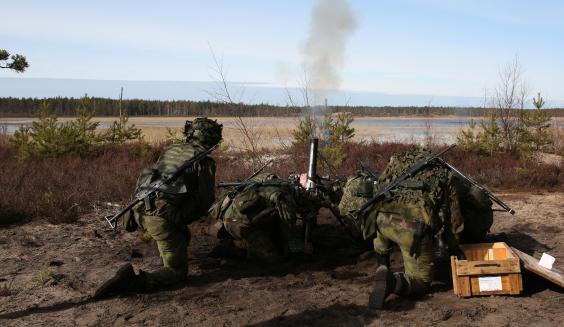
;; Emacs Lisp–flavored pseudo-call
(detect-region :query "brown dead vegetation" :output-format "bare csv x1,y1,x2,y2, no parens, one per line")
0,140,562,225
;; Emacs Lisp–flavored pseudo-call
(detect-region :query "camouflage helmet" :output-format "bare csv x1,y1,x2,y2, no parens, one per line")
183,117,223,148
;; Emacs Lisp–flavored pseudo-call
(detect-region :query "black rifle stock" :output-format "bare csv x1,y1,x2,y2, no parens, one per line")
104,144,219,229
349,144,457,221
435,157,515,214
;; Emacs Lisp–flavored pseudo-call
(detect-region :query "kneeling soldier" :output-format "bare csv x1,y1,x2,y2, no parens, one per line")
209,172,328,263
340,147,470,309
95,118,222,298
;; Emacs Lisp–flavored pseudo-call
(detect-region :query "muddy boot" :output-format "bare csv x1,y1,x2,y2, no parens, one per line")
93,263,136,299
368,265,395,309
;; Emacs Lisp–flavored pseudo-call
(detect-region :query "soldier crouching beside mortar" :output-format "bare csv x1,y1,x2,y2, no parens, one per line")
208,172,337,263
339,146,495,309
208,138,342,263
94,118,222,299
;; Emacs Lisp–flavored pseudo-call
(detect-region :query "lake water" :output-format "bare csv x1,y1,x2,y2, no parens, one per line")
0,121,110,135
2,116,561,145
353,117,473,127
0,118,469,133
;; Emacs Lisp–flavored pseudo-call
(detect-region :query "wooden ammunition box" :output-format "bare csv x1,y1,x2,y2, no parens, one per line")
451,242,523,297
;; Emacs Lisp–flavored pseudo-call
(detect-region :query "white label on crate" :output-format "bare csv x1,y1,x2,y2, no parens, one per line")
538,253,555,270
478,276,502,291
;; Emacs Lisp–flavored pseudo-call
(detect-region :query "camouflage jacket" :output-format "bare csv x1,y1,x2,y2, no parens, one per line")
358,148,464,241
135,142,216,217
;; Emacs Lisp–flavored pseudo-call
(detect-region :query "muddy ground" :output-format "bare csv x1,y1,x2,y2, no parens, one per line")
0,192,563,327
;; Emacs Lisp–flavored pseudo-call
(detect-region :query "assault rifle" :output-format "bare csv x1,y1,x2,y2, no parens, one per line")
435,157,515,214
216,159,273,190
349,144,456,221
104,144,219,229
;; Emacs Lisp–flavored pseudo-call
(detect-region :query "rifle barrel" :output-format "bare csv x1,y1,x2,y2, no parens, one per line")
435,157,515,215
351,144,456,221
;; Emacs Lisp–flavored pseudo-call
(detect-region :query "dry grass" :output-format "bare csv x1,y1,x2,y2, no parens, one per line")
0,135,562,225
550,126,564,156
0,143,161,225
216,142,563,191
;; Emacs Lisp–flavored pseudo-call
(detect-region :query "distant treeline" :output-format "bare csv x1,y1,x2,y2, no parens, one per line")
1,97,563,117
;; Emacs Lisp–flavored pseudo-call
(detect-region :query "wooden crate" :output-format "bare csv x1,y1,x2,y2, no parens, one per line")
451,242,523,297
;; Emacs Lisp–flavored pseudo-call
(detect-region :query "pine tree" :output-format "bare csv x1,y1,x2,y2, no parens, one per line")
0,49,29,73
519,92,552,152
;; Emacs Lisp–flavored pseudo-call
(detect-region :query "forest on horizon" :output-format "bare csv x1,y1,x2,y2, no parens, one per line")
1,96,563,117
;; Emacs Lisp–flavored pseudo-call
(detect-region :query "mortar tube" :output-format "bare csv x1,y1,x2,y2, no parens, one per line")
306,138,319,191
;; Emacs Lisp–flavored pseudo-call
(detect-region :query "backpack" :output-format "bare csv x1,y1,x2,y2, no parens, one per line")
136,143,216,217
363,147,492,243
338,171,375,215
375,147,450,228
210,172,280,222
337,171,376,239
453,176,493,243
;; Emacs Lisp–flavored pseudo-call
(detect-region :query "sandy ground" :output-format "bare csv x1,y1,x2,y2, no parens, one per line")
0,192,563,327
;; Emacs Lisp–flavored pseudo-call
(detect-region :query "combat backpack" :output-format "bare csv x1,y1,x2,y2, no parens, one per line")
136,143,216,216
454,176,493,243
338,170,376,240
375,147,451,228
210,172,279,222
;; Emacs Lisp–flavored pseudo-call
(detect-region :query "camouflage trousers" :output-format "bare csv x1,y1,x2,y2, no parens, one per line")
135,198,198,290
223,213,289,263
372,212,434,296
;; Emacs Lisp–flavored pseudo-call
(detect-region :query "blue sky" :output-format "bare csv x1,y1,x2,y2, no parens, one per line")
1,0,563,105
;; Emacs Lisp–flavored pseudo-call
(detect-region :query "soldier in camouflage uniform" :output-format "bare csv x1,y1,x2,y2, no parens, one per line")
339,147,470,309
209,172,329,263
94,118,222,299
338,169,377,243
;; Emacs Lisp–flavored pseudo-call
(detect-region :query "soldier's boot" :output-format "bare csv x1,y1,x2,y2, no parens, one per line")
369,269,411,309
368,265,394,309
94,263,138,299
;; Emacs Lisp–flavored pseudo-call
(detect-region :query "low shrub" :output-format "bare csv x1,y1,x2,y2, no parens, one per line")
10,98,144,159
0,140,561,225
0,142,161,225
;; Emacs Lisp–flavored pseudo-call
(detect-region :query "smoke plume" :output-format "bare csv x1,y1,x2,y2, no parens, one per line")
302,0,357,105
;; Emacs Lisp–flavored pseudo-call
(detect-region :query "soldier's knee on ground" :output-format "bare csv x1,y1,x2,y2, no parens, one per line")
140,214,190,286
155,231,189,274
400,249,434,296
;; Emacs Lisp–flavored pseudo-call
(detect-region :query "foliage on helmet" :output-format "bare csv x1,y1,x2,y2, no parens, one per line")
378,147,434,183
183,117,223,148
